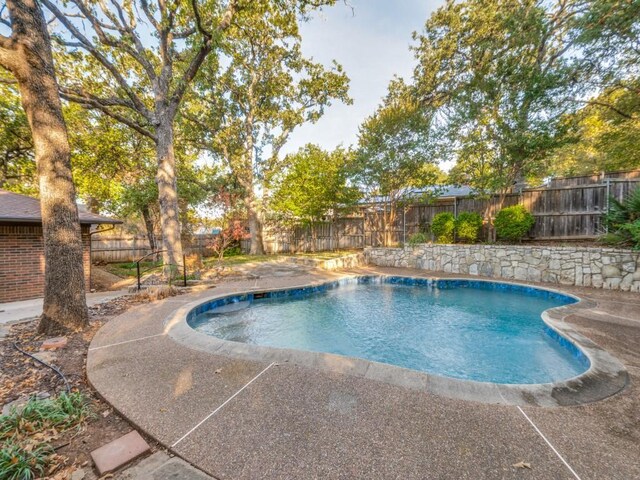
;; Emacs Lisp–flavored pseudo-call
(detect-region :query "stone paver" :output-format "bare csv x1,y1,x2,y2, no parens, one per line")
87,266,640,479
41,336,68,350
90,430,151,475
118,451,213,479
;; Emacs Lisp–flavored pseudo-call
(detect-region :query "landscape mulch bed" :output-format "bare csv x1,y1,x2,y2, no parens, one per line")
0,293,181,479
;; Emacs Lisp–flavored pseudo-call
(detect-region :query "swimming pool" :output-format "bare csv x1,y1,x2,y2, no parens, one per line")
187,277,589,385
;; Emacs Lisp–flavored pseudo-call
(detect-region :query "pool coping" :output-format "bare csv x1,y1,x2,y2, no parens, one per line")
164,274,629,407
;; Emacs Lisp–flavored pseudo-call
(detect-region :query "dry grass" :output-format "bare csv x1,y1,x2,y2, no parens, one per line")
131,285,179,302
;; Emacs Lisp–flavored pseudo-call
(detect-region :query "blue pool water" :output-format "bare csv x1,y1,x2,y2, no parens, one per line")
189,280,589,384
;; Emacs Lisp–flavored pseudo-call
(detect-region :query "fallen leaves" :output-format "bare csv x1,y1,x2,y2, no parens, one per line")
512,460,532,469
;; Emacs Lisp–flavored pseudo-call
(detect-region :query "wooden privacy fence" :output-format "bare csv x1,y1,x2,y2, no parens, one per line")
243,172,640,253
91,234,215,263
93,170,640,260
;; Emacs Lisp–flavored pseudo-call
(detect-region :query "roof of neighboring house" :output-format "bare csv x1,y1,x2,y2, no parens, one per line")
0,189,122,225
361,185,475,204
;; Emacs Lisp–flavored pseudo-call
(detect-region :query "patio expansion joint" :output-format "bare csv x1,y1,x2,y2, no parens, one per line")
515,406,582,480
170,362,276,448
88,333,166,351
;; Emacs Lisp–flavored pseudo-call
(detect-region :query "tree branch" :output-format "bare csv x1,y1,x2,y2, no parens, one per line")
170,0,237,106
41,0,154,121
0,34,18,71
572,98,634,119
60,85,140,110
139,0,160,31
60,90,157,140
71,0,158,82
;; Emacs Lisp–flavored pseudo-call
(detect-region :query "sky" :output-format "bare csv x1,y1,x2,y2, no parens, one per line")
282,0,445,156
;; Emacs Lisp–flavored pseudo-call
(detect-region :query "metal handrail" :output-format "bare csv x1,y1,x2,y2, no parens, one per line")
135,250,187,290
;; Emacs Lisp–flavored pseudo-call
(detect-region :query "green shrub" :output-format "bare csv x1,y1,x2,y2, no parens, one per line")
407,232,429,247
431,212,455,243
223,244,242,257
602,187,640,249
0,393,93,480
455,212,483,243
0,440,52,480
494,205,535,241
0,392,93,440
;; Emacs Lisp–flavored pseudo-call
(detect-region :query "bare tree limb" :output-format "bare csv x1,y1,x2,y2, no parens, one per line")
171,0,236,105
41,0,154,121
0,34,18,71
138,0,160,31
571,98,634,119
60,89,157,140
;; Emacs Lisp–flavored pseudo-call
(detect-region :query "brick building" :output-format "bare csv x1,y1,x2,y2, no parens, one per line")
0,189,121,303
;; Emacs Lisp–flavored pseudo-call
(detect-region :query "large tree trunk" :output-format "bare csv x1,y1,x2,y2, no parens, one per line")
155,118,183,273
141,204,157,252
247,200,265,255
0,0,88,334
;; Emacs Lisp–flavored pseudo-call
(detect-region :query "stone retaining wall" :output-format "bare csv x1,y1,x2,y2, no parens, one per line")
365,245,640,292
285,252,365,271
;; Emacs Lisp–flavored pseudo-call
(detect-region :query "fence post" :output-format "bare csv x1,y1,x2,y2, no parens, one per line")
183,254,187,287
403,207,406,245
136,261,141,291
605,178,611,233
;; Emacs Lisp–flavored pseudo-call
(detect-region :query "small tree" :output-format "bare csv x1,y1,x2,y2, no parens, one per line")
355,79,442,246
270,145,361,252
209,220,248,263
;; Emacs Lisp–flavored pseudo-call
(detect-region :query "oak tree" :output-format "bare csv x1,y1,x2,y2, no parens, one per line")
41,0,238,269
0,0,89,333
189,0,350,254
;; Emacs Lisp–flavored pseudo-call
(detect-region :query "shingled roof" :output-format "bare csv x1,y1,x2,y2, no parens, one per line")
0,189,121,225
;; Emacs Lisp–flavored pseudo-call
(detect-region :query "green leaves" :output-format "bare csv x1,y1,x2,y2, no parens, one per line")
413,0,583,194
270,144,360,225
431,212,456,244
603,187,640,249
355,78,441,201
0,83,36,195
494,205,535,242
545,81,640,177
455,212,483,243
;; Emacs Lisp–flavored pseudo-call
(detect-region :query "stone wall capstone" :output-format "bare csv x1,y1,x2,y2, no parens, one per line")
364,245,640,292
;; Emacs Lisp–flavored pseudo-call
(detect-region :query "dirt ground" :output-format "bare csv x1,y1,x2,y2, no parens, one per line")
0,294,172,479
91,266,136,292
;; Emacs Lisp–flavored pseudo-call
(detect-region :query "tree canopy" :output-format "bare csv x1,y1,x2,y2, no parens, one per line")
0,82,35,194
270,144,361,227
412,0,582,195
187,0,350,253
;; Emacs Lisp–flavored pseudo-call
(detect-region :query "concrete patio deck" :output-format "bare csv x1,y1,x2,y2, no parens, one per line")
87,267,640,479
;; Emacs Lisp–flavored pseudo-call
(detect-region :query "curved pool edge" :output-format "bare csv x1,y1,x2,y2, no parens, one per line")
164,275,629,407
